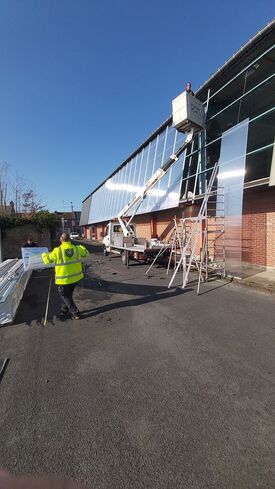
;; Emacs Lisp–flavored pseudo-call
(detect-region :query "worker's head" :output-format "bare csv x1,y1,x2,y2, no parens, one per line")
27,236,33,244
60,232,70,243
186,82,192,92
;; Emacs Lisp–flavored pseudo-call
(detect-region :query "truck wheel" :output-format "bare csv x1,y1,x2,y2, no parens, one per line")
103,245,109,256
121,251,128,265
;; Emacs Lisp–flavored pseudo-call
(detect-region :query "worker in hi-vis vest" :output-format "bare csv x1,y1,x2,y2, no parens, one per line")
42,233,90,320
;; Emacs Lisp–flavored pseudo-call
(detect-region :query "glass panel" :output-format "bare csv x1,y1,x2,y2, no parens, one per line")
166,130,185,206
128,157,138,212
138,143,151,213
151,126,176,212
147,134,160,210
208,75,245,120
207,74,275,143
183,149,199,200
207,103,239,142
165,150,187,209
136,149,144,187
139,145,149,187
100,185,106,222
116,166,125,214
174,129,185,150
247,109,275,154
144,139,157,212
217,119,249,278
121,160,130,212
144,127,168,212
162,125,176,162
239,76,275,122
108,171,117,220
107,173,116,220
244,47,275,92
206,139,221,168
208,47,275,120
245,146,274,182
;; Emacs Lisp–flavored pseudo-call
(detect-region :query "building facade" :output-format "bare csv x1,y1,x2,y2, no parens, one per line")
54,211,81,236
80,22,275,271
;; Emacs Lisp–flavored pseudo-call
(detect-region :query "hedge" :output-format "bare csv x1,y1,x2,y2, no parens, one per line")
0,211,59,233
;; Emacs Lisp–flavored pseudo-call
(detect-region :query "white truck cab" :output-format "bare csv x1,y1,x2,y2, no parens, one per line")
102,220,165,265
103,221,136,255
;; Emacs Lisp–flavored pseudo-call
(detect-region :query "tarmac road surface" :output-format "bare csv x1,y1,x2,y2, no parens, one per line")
0,245,274,489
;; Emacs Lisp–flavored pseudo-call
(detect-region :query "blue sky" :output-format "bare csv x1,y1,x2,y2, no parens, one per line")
0,0,273,212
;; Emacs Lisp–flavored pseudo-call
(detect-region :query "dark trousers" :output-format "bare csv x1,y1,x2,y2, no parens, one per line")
57,283,79,316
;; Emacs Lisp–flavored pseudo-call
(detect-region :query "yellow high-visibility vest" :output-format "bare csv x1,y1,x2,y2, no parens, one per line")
42,242,89,285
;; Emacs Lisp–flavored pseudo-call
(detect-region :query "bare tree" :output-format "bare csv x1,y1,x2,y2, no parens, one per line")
0,162,9,213
0,162,45,215
22,188,45,215
12,171,26,214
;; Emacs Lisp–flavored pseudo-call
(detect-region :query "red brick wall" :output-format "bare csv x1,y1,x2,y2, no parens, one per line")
94,222,108,240
85,226,91,239
90,188,275,268
2,224,51,260
133,214,152,239
242,187,275,268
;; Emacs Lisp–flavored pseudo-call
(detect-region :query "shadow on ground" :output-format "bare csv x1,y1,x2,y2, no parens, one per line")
12,268,191,327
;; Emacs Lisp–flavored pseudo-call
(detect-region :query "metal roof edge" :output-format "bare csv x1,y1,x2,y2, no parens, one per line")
196,19,275,97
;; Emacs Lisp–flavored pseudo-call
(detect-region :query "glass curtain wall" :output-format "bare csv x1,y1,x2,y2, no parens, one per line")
88,123,187,224
181,44,275,198
85,42,275,225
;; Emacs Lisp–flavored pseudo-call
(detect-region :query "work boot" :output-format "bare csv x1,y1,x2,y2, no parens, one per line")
60,307,69,320
72,310,81,320
72,313,81,320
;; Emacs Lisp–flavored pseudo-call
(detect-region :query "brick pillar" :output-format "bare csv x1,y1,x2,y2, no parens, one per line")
150,213,158,238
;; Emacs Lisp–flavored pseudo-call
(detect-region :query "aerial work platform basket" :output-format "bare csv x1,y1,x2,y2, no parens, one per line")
172,91,205,133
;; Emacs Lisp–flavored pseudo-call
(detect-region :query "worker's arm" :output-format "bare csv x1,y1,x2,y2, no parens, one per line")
77,245,90,259
41,248,58,265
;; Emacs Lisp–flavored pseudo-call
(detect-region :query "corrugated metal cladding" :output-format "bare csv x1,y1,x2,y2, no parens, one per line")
79,195,92,226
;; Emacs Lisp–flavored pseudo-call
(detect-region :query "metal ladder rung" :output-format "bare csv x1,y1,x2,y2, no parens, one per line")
207,228,224,234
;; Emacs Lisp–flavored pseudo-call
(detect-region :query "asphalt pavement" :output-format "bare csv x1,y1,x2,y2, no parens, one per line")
0,244,274,489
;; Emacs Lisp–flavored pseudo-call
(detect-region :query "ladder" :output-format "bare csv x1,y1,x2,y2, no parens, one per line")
166,218,185,274
145,217,186,277
168,161,222,290
196,184,225,294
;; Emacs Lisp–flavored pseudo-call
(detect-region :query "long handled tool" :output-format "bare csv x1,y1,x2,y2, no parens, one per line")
0,358,9,383
43,274,53,326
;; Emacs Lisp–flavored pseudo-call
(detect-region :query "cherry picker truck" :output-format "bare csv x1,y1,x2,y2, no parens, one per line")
102,90,206,265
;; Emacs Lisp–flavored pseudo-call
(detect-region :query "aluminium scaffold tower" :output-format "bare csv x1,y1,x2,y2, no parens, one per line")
167,161,226,293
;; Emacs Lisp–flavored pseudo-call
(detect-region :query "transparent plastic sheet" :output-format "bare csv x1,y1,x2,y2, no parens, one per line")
21,247,55,271
217,119,249,278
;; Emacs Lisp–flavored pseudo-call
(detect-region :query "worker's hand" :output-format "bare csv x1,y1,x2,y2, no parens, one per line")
0,471,87,489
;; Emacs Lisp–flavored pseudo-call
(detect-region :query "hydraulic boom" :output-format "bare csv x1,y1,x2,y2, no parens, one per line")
117,129,195,237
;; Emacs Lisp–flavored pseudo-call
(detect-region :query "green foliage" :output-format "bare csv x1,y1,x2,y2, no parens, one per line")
0,211,59,232
30,211,59,231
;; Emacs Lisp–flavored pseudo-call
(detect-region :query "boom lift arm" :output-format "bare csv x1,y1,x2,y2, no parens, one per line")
117,129,195,237
117,90,206,237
